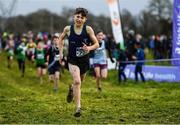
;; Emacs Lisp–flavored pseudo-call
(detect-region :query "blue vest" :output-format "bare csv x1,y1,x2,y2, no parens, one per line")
67,25,92,58
93,40,107,64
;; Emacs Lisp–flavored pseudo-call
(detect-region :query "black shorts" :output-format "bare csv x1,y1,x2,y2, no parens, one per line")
68,56,89,75
48,62,60,75
36,64,46,69
27,53,34,61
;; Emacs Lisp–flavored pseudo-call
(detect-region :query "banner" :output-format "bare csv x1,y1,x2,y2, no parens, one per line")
124,65,180,82
106,59,180,82
107,0,124,49
172,0,180,66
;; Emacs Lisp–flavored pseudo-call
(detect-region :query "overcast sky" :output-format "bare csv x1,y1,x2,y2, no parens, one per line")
1,0,160,17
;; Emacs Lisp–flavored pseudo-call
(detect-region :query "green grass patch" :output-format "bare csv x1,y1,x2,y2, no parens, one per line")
0,52,180,124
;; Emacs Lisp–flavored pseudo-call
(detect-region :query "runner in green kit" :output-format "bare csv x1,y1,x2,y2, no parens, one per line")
16,42,27,77
32,42,47,84
5,34,15,69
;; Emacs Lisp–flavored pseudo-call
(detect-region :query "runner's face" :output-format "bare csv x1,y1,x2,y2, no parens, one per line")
96,32,104,42
37,42,43,49
74,14,87,27
29,38,33,42
53,37,59,46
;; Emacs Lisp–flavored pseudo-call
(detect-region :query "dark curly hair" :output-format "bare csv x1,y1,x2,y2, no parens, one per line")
74,7,88,17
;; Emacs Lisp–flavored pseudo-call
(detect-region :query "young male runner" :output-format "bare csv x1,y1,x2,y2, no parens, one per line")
59,7,99,117
47,33,61,92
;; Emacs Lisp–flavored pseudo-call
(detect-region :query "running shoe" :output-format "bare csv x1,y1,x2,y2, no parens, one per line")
98,87,102,92
74,107,81,117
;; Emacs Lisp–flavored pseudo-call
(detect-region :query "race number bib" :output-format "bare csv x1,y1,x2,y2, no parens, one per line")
54,54,60,61
76,47,87,57
37,54,44,59
95,49,103,56
9,49,14,55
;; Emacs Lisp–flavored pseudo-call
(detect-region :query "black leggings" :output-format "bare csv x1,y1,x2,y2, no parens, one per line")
18,59,25,76
118,64,127,82
135,65,145,82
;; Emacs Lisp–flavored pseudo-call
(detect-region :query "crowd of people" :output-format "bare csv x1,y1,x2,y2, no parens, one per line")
0,7,173,118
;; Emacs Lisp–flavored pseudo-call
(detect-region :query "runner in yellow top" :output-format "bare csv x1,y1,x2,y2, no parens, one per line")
26,37,36,62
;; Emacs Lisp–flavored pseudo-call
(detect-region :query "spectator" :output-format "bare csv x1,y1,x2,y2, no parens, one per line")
149,35,155,51
117,47,128,83
132,41,146,82
125,30,136,62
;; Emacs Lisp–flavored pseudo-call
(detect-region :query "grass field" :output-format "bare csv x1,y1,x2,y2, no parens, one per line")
0,52,180,124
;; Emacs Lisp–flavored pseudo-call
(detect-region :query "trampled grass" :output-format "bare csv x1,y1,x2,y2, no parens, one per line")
0,53,180,124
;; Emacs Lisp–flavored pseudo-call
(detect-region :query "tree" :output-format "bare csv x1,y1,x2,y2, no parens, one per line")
148,0,172,20
138,0,173,36
138,10,160,37
0,0,18,31
120,9,138,37
4,9,68,34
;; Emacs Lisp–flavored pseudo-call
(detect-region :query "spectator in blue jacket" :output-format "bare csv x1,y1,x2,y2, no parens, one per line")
132,41,146,82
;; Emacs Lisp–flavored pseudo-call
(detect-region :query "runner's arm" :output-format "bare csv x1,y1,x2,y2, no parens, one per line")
59,26,70,60
84,26,99,51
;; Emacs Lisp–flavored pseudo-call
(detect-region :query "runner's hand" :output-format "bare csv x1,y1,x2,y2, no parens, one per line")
59,59,62,65
83,43,90,53
132,56,137,60
45,62,48,66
